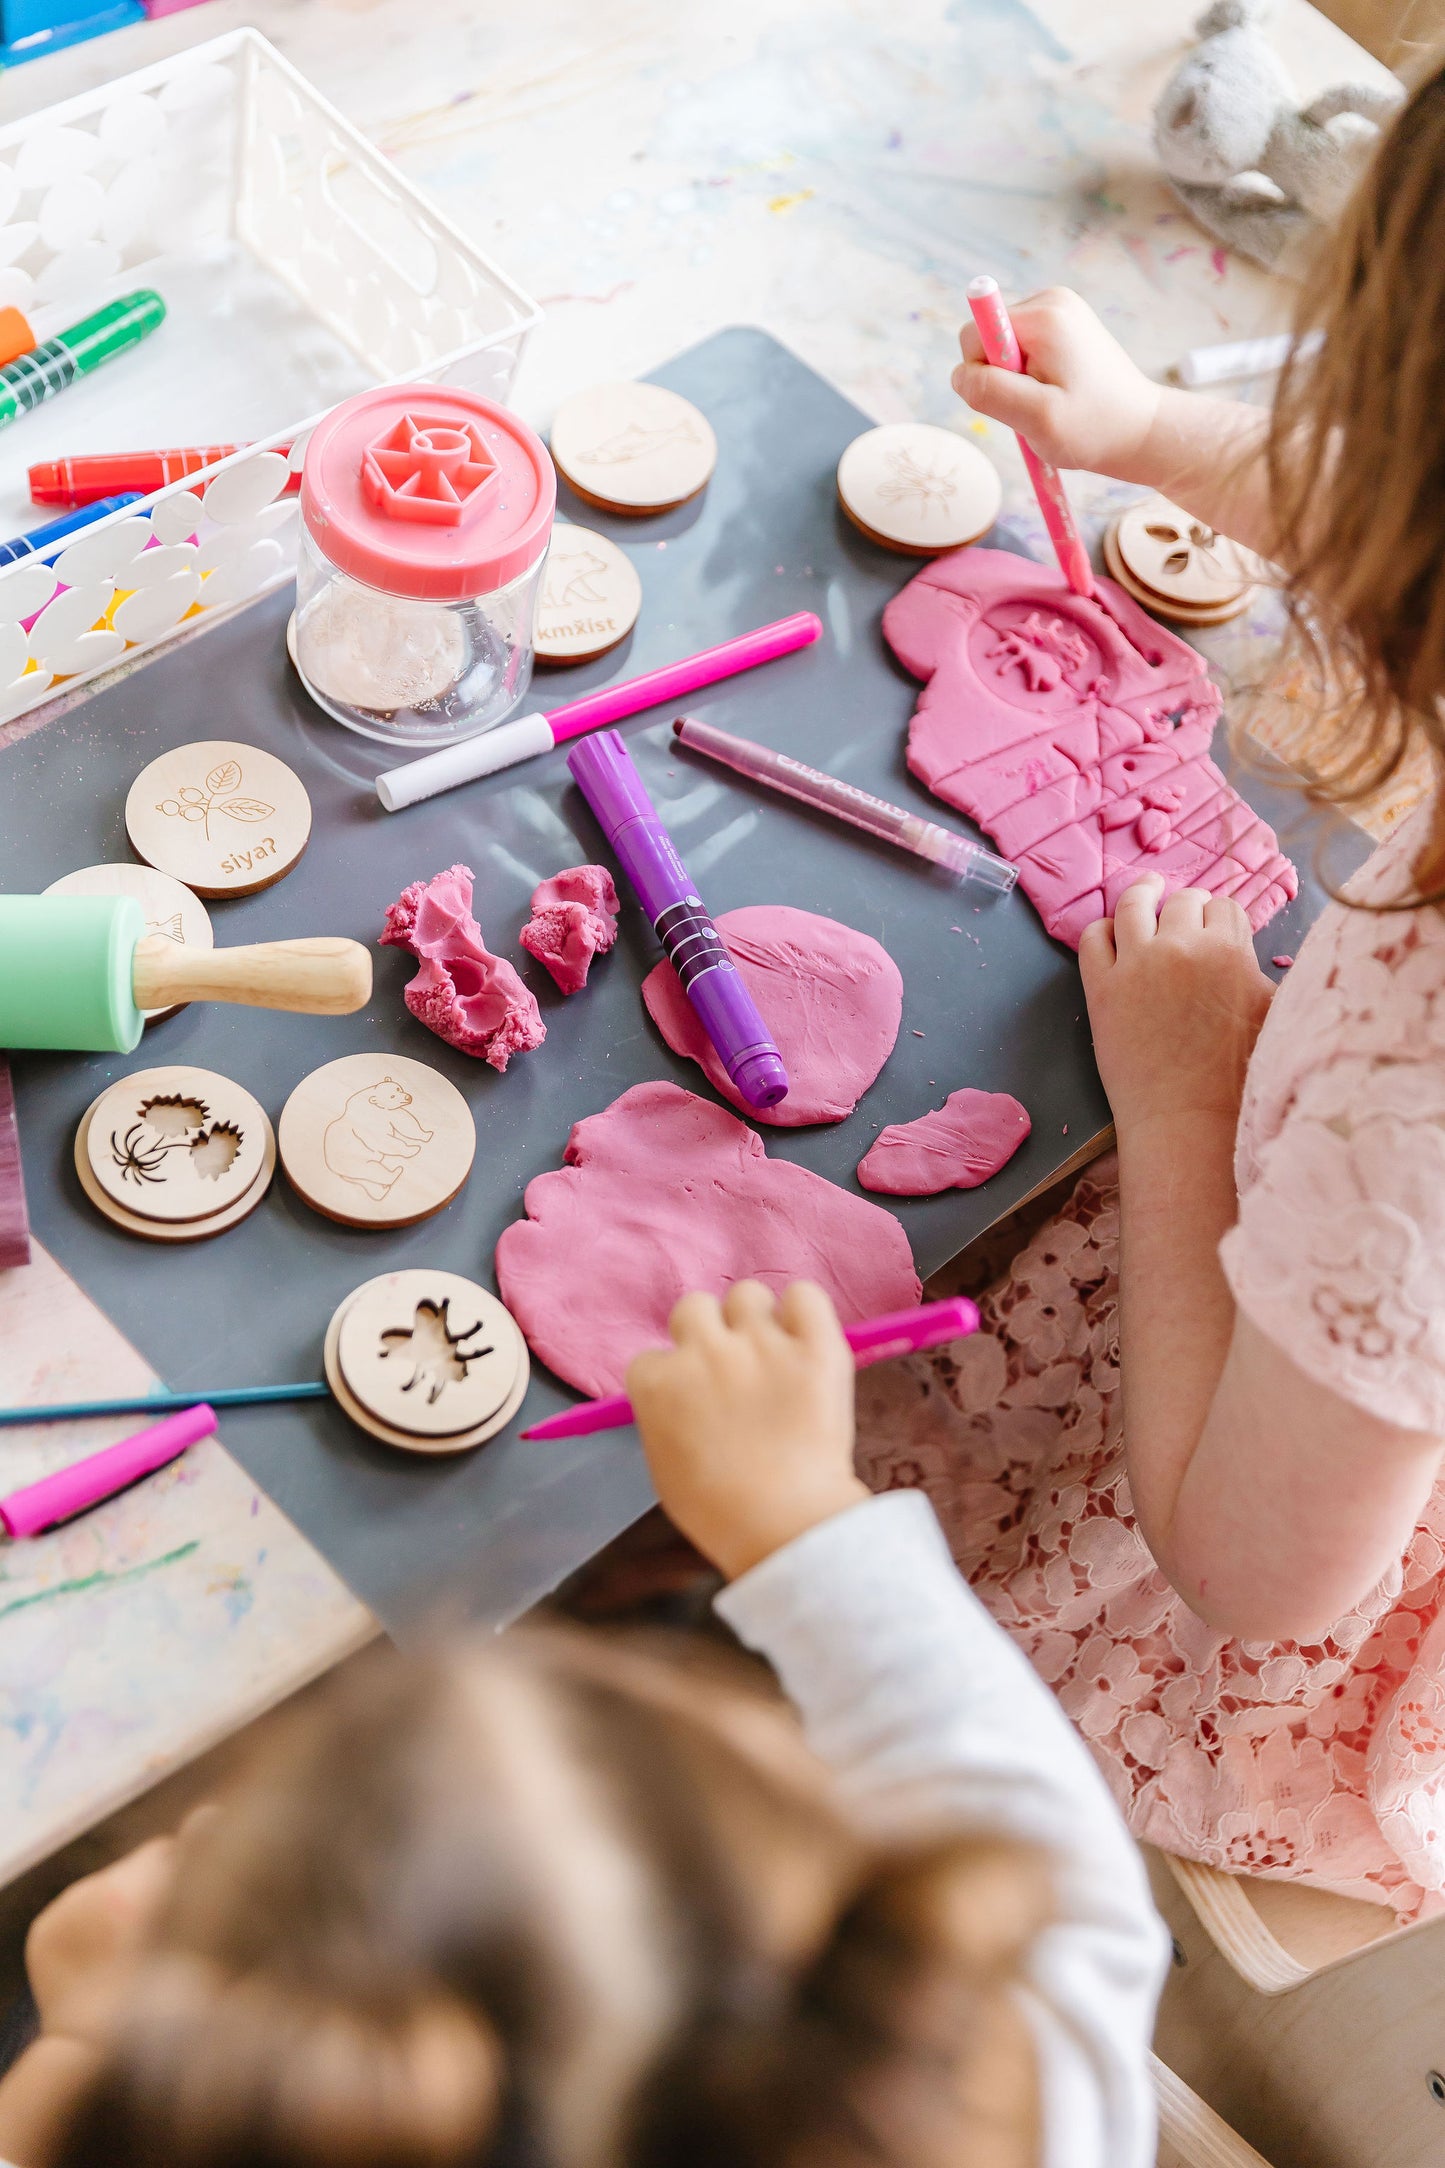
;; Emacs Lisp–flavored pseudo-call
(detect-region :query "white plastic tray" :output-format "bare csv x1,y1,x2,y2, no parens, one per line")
0,27,541,722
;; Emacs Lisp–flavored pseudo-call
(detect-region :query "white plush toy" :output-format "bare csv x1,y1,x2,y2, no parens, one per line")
1153,0,1402,273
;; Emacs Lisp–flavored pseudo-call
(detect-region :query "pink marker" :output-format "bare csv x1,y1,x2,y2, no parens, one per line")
0,1403,215,1538
377,610,824,811
966,276,1094,599
521,1297,979,1442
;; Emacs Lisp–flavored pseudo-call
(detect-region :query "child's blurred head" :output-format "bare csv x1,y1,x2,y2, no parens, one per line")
55,1629,1048,2168
1270,57,1445,870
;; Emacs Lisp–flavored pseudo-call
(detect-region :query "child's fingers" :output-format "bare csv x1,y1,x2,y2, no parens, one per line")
949,358,1054,438
722,1280,778,1331
957,319,985,367
776,1280,844,1350
668,1290,727,1348
1203,893,1252,945
1112,875,1165,949
1158,886,1210,938
1078,916,1116,974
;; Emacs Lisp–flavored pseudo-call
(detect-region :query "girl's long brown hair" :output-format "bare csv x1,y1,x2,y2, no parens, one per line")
1267,56,1445,905
54,1629,1049,2168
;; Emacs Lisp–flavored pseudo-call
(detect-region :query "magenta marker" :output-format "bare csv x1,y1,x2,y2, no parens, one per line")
568,730,789,1110
0,1402,216,1538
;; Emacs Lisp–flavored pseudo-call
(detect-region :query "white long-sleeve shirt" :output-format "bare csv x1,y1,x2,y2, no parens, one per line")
714,1489,1170,2168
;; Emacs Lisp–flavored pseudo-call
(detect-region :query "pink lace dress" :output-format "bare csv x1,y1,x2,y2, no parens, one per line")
855,804,1445,1919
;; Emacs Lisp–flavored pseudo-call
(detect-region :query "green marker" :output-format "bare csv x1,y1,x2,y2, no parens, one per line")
0,289,165,432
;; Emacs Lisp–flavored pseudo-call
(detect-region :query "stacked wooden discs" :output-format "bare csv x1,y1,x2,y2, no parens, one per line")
278,1053,476,1229
1103,496,1261,627
836,422,1002,554
75,1066,274,1241
550,382,717,515
125,740,312,897
44,863,213,1024
534,524,643,665
324,1269,529,1453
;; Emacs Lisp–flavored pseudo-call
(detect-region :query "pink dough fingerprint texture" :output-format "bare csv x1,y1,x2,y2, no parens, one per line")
495,1080,921,1396
381,863,545,1072
883,548,1297,947
857,1087,1031,1196
641,903,903,1127
519,863,620,995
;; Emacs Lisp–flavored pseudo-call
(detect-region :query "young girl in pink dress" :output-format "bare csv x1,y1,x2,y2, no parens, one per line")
857,61,1445,1922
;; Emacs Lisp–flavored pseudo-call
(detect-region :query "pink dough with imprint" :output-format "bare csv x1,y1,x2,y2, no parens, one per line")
857,1088,1031,1195
519,863,620,994
381,862,545,1071
495,1080,921,1396
883,548,1297,947
641,903,903,1126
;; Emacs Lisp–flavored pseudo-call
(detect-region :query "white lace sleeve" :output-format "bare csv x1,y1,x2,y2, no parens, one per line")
1222,1026,1445,1434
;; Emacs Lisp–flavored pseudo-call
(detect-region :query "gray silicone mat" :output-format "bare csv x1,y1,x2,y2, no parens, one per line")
1,328,1370,1636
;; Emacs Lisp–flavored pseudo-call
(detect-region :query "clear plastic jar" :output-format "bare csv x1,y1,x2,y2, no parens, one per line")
294,385,555,749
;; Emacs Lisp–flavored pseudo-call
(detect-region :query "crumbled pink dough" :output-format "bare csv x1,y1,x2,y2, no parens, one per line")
1272,953,1294,969
883,549,1297,947
857,1088,1031,1196
495,1080,920,1396
641,904,902,1127
381,862,544,1072
519,863,620,995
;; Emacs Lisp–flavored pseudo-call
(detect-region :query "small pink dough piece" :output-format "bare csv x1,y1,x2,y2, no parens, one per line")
883,548,1297,947
381,862,545,1072
519,863,620,995
857,1088,1031,1196
495,1080,921,1396
642,903,902,1127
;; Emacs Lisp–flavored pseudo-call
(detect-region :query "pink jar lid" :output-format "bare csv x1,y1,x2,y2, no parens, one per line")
301,385,556,602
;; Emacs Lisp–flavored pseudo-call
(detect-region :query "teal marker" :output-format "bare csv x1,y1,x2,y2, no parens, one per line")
0,289,165,432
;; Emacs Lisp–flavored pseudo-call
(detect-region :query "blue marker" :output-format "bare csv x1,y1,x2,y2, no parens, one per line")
0,492,143,567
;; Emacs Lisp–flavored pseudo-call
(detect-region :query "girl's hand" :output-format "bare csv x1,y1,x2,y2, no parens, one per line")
26,1834,179,2045
1079,877,1275,1137
628,1280,865,1581
953,286,1162,477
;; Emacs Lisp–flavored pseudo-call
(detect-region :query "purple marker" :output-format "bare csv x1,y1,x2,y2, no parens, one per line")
567,731,789,1109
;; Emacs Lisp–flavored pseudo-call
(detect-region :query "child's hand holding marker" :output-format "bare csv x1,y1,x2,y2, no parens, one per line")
955,285,1164,478
627,1280,865,1581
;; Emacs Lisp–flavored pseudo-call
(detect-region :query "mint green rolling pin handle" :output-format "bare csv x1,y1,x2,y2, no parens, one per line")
0,895,146,1052
0,290,166,433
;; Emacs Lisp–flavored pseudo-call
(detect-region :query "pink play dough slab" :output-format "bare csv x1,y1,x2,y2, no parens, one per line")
883,548,1297,947
495,1080,921,1397
857,1088,1031,1196
519,864,620,994
381,863,545,1071
641,904,903,1127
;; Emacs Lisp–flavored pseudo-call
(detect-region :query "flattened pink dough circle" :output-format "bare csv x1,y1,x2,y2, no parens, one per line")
641,904,903,1127
381,863,544,1071
857,1088,1031,1195
519,863,619,995
495,1081,921,1397
882,548,1297,947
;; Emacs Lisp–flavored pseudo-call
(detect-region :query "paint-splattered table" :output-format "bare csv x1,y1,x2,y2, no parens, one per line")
0,0,1395,1885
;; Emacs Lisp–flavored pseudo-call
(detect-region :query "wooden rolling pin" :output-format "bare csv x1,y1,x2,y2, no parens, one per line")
0,895,372,1051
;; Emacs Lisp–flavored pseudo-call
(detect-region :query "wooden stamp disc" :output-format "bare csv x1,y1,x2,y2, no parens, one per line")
837,423,1002,555
1102,522,1250,626
75,1086,274,1243
1109,496,1258,615
43,863,213,1023
279,1054,475,1229
324,1270,528,1453
550,383,717,515
125,740,311,898
534,525,642,665
84,1066,269,1224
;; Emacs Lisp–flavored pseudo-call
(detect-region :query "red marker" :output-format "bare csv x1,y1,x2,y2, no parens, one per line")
29,447,299,507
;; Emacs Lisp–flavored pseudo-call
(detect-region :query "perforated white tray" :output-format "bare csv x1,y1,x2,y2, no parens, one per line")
0,28,541,722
